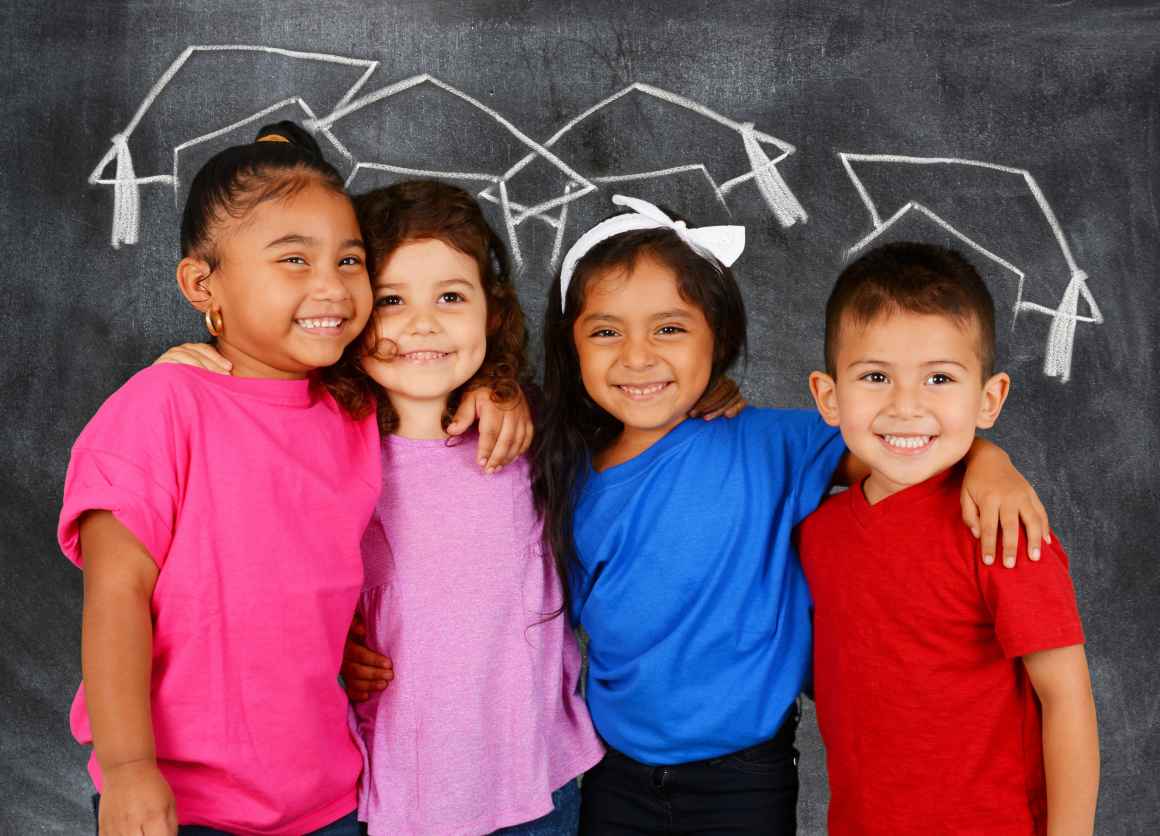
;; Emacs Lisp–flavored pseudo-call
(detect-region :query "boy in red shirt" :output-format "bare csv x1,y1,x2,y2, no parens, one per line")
799,242,1099,835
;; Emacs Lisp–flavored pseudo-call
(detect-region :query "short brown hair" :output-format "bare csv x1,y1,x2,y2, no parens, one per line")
824,242,997,377
321,180,527,434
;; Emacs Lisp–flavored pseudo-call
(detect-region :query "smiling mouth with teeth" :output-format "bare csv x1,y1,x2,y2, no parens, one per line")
295,317,345,331
615,382,672,400
399,351,453,363
880,434,935,451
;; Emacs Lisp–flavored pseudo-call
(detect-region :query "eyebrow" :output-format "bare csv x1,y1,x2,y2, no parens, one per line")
579,309,694,325
374,277,476,290
848,358,970,370
265,234,365,251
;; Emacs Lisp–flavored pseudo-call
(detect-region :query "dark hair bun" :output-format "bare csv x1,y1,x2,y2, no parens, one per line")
254,120,324,161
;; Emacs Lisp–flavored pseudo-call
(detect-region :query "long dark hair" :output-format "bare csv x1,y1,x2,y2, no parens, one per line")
531,224,748,618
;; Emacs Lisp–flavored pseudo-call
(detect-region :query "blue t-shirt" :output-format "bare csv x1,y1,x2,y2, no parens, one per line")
570,407,845,765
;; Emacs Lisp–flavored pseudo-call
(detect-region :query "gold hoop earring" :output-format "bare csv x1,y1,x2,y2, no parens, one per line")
204,307,223,337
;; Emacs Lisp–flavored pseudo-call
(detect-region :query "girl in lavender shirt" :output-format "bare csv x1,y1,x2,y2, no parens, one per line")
325,180,604,835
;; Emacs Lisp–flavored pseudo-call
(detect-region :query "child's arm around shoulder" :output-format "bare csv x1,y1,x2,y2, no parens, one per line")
79,511,177,836
832,437,1051,569
151,342,533,472
1023,644,1099,835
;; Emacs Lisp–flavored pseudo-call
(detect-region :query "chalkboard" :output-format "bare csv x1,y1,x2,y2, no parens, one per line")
3,1,1158,832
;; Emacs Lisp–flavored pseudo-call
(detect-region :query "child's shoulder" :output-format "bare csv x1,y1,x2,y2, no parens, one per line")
725,405,827,435
92,364,204,417
800,486,855,533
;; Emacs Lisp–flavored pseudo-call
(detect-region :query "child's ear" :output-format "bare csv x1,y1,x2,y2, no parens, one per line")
809,371,841,427
176,257,214,311
976,371,1011,429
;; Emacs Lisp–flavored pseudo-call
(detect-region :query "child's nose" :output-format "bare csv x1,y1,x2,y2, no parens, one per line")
888,385,924,417
620,336,656,370
407,307,440,335
313,263,352,301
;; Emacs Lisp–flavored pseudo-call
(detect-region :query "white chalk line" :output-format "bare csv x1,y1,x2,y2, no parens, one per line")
478,81,804,228
90,45,379,246
169,98,320,206
841,152,1102,381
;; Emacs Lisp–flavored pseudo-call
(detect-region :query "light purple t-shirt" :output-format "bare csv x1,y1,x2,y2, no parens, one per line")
58,365,380,835
352,433,604,835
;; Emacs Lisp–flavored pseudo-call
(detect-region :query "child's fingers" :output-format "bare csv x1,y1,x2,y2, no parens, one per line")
979,497,1001,566
344,660,394,683
187,343,232,373
960,493,982,541
724,398,748,418
475,404,501,467
141,808,176,836
1038,495,1052,544
447,393,480,437
999,505,1021,568
1021,502,1044,562
344,641,390,669
485,414,520,472
517,419,533,457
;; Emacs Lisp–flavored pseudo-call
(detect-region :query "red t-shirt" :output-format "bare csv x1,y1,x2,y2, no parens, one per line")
798,466,1084,836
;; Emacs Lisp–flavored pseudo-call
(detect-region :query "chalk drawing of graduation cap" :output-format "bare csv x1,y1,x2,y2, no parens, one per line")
479,82,809,269
839,153,1102,382
310,75,594,271
90,45,380,248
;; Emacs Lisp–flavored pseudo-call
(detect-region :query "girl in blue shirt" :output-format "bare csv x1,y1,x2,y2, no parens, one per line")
530,195,1050,835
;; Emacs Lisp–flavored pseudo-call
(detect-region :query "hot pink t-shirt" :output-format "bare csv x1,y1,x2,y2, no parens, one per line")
58,365,381,836
352,434,605,836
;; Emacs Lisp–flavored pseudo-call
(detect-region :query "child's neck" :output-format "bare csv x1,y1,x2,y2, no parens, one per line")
215,339,307,380
388,392,450,440
594,422,681,472
862,468,948,506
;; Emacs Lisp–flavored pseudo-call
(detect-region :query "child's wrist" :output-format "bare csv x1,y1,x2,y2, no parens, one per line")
97,752,158,776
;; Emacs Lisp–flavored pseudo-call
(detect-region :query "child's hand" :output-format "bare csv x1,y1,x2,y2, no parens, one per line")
689,376,747,420
152,342,232,375
341,613,393,702
98,759,177,836
447,385,533,474
961,441,1050,568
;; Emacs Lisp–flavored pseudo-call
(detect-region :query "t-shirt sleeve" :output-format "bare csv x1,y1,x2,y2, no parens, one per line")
781,410,847,527
58,373,181,569
977,533,1085,658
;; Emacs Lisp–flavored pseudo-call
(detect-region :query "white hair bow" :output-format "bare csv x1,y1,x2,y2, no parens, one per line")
558,194,746,312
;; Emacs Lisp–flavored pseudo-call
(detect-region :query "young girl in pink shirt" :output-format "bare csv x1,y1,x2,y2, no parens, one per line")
61,127,528,836
60,122,378,836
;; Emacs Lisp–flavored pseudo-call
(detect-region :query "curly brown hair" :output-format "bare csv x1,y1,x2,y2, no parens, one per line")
320,180,527,436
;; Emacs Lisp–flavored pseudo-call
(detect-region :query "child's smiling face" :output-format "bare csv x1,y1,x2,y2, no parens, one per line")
573,254,715,451
361,238,489,413
811,310,1010,503
187,181,372,379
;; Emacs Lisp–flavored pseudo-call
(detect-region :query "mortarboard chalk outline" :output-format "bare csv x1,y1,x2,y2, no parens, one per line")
308,74,596,271
88,45,380,249
479,82,809,268
839,152,1102,383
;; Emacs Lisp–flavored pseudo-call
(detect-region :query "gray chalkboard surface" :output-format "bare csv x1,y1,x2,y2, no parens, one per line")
2,1,1157,832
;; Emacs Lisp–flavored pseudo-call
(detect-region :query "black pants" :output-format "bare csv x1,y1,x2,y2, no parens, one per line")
579,705,800,835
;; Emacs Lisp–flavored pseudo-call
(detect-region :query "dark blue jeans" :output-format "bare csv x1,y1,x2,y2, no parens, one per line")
579,705,801,835
490,779,582,835
92,796,359,836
